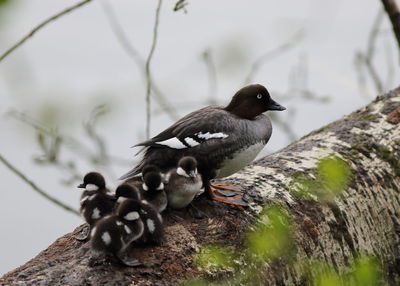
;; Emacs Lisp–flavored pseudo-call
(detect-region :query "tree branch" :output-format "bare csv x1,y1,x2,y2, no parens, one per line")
381,0,400,53
0,0,93,63
0,154,79,216
145,0,163,139
101,0,179,121
2,87,399,285
244,30,304,84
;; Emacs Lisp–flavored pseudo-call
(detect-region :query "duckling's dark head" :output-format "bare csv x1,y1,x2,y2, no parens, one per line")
177,156,198,178
225,84,286,119
78,172,106,190
143,172,164,192
116,184,140,202
141,164,161,179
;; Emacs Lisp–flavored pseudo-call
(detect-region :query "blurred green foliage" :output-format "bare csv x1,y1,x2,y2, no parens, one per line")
291,155,352,202
195,245,235,272
300,255,382,286
186,155,385,285
0,0,11,8
0,0,12,18
352,255,381,286
246,205,292,261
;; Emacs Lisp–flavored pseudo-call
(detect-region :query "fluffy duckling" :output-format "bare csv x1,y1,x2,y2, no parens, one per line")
116,184,165,245
165,156,204,209
76,172,115,240
140,171,168,213
90,199,145,266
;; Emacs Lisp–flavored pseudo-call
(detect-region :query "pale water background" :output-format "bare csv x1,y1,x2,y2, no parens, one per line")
0,0,398,275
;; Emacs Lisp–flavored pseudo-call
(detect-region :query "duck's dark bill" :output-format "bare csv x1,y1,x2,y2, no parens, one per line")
268,99,286,111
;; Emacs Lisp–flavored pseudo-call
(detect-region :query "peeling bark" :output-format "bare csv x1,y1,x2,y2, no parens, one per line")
1,88,400,285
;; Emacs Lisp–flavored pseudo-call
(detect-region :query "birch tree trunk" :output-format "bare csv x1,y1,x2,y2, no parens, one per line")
1,88,400,286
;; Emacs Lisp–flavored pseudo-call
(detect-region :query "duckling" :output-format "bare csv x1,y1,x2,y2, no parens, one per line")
122,164,162,186
115,183,141,204
140,171,168,213
76,172,115,240
90,199,145,266
117,184,165,245
165,156,204,209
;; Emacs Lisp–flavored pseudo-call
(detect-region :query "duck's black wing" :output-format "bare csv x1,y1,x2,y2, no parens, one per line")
120,106,239,180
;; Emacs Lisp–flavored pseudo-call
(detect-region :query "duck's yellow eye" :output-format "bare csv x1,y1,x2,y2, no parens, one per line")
257,94,262,99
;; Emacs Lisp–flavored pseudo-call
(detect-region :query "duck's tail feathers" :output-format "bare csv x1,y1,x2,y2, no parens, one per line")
119,166,141,180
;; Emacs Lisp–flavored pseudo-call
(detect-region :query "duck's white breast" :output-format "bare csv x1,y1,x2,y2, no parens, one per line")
215,141,265,178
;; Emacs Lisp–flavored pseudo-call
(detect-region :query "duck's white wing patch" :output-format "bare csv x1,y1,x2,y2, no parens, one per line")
184,137,200,147
91,208,101,219
155,132,228,149
156,137,187,149
124,225,132,234
195,132,228,140
146,219,155,233
101,231,112,245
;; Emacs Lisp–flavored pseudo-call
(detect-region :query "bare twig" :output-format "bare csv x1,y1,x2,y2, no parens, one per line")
384,36,395,88
101,1,179,121
0,153,80,216
83,104,118,180
7,110,133,167
145,0,163,139
244,30,304,84
202,49,218,104
100,1,142,68
381,0,400,53
0,0,93,63
354,10,385,95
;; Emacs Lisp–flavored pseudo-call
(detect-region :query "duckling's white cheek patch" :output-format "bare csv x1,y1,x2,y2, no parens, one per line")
116,220,123,226
101,232,111,245
86,184,99,191
124,211,139,221
92,208,101,219
177,167,189,177
156,137,187,149
117,197,127,204
147,219,155,233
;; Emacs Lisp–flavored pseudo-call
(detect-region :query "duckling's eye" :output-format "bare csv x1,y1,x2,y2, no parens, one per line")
257,94,262,99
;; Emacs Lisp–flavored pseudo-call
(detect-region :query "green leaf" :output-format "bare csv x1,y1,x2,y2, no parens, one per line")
353,255,380,286
317,156,351,196
246,206,292,261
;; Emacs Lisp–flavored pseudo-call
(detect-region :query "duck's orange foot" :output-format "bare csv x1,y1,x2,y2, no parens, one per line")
209,184,248,207
211,183,242,197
